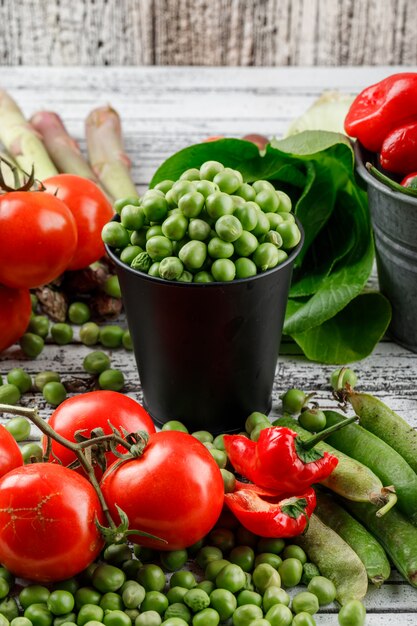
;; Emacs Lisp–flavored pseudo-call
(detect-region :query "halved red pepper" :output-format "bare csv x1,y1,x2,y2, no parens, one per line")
379,120,417,174
224,481,316,538
401,172,417,190
344,72,417,152
224,418,356,494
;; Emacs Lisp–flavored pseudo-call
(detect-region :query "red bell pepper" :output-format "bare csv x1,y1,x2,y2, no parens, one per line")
379,120,417,175
224,481,316,538
401,172,417,190
224,418,356,494
344,73,417,152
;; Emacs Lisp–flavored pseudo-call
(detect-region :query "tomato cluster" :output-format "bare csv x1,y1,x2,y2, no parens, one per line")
0,175,113,353
0,392,225,582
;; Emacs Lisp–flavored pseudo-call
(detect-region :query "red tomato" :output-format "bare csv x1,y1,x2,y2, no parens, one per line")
0,191,78,289
100,430,224,550
0,463,105,582
44,391,156,475
0,425,23,477
0,284,32,352
43,174,114,270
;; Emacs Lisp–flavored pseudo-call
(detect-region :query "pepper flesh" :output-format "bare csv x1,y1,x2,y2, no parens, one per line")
344,73,417,152
224,481,316,538
379,120,417,174
401,172,417,189
224,426,338,494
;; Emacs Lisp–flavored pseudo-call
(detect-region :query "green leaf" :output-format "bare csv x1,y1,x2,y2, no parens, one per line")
271,130,352,158
290,292,392,364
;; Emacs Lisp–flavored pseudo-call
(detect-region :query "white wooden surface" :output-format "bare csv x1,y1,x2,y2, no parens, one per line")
0,66,417,623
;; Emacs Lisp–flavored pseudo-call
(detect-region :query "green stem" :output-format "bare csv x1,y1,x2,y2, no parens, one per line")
0,403,116,529
300,415,358,451
366,162,417,198
376,490,398,517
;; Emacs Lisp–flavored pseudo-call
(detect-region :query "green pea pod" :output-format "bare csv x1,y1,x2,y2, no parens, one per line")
342,498,417,587
346,389,417,474
315,491,391,587
324,410,417,525
292,514,368,605
272,417,395,512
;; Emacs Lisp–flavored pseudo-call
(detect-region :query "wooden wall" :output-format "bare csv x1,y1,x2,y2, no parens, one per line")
0,0,416,66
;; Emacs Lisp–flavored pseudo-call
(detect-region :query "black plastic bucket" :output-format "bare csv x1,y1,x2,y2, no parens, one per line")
355,142,417,353
106,223,304,433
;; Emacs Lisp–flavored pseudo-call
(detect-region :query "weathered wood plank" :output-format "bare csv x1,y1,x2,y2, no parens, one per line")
0,0,416,66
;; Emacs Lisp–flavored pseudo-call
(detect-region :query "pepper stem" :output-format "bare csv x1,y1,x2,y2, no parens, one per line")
375,487,398,518
299,415,358,451
366,162,417,198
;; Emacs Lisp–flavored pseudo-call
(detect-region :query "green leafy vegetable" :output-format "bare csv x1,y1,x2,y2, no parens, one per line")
150,132,391,363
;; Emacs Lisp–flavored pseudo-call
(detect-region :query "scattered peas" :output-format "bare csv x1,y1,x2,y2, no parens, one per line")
51,323,73,346
99,326,124,348
122,330,133,350
0,383,21,405
28,315,50,338
21,442,43,463
83,351,111,374
338,600,366,626
5,416,31,441
79,323,100,346
19,333,44,358
34,371,61,391
98,369,125,391
42,381,67,406
68,303,90,325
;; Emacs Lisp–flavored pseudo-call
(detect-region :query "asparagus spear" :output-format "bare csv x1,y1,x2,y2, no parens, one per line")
30,111,97,181
0,90,58,180
85,105,138,201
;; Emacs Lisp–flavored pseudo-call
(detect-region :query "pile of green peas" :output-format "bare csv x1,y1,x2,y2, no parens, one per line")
102,161,302,283
0,520,362,626
18,295,131,360
82,351,125,393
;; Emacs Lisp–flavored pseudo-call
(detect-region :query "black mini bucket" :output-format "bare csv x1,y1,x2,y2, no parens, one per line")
106,222,304,433
355,142,417,353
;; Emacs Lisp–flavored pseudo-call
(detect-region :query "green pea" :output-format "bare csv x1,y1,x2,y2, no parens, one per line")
209,448,227,468
276,222,301,249
53,579,79,595
208,589,236,621
191,430,212,443
54,614,77,626
251,210,270,237
252,242,279,271
177,270,193,283
205,192,234,220
3,367,29,393
103,543,132,564
252,180,275,194
265,212,284,229
207,237,234,259
92,565,125,593
264,603,293,626
98,369,124,391
0,598,18,622
42,381,67,406
141,195,169,223
162,213,189,240
103,276,121,299
120,245,143,265
130,229,148,248
0,383,21,405
277,211,295,223
209,528,235,552
101,222,130,248
163,603,191,623
196,546,223,570
99,326,124,348
220,468,236,493
28,315,50,338
24,605,53,626
137,564,166,592
5,416,30,441
234,257,257,279
51,323,73,345
183,588,210,613
146,236,174,262
187,219,211,241
236,590,262,607
301,563,321,586
193,271,214,283
76,604,103,626
278,558,303,588
103,611,130,626
276,190,292,212
113,196,140,215
178,241,207,270
338,600,366,626
234,183,256,201
233,231,258,256
0,578,9,600
307,576,336,606
83,351,111,374
159,257,184,281
330,367,358,391
211,259,236,282
229,546,255,572
19,333,44,358
34,371,61,391
245,411,269,434
141,592,170,616
177,192,204,219
11,619,33,626
121,205,145,231
282,545,307,564
148,262,161,277
262,586,290,612
254,553,282,570
47,591,75,616
280,388,307,414
166,587,188,605
252,563,280,594
191,608,219,626
213,169,241,195
215,564,246,593
155,180,175,193
199,161,224,181
132,252,153,272
74,589,102,609
292,591,319,615
250,422,270,441
232,604,263,626
135,611,162,626
120,330,132,350
21,442,43,463
255,189,279,213
161,420,188,433
205,559,230,582
215,215,242,243
122,582,146,609
160,550,188,572
233,204,258,231
79,323,100,346
170,181,196,205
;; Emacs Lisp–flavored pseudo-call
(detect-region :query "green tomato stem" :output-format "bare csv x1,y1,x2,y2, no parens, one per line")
300,415,358,451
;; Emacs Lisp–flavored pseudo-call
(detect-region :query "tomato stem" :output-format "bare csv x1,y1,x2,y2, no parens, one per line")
0,403,117,531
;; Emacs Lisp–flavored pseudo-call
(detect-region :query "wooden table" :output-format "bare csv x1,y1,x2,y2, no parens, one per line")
0,66,416,624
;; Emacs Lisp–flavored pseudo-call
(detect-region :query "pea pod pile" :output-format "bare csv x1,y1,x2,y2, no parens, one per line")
101,161,302,283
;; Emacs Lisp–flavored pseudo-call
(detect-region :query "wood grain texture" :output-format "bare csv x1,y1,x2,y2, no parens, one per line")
0,0,416,66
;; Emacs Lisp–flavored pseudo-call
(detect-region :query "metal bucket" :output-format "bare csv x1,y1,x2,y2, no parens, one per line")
106,221,304,433
355,141,417,353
